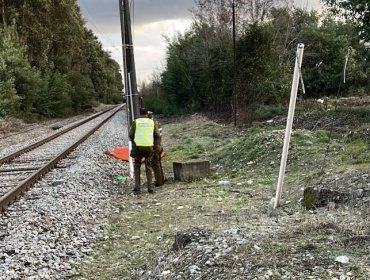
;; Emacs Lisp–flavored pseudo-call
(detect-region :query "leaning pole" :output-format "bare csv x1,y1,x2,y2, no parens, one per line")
274,43,305,208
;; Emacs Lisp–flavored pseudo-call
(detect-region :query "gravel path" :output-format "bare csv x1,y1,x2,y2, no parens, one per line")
0,108,129,279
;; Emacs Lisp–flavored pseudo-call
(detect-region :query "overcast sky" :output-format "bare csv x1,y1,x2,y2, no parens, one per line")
77,0,322,85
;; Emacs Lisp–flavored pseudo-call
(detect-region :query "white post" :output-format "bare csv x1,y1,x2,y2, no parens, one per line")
274,43,305,208
343,48,350,84
128,72,135,179
128,141,134,179
128,72,135,122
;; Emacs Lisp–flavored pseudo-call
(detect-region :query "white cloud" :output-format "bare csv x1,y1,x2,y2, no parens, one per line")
79,0,323,84
133,19,192,83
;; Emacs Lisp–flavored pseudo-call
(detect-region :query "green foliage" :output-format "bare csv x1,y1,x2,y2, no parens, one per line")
302,16,366,97
323,0,370,43
35,72,72,117
160,10,234,115
67,71,96,112
0,78,20,117
336,107,370,123
0,26,42,116
237,23,291,108
154,5,369,119
0,0,123,118
343,131,363,144
315,130,330,143
161,31,207,113
253,105,287,121
342,133,370,164
143,95,173,115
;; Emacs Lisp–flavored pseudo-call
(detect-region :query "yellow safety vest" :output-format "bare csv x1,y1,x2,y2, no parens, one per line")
134,118,154,146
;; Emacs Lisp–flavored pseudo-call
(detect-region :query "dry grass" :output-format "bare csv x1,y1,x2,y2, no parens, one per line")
73,112,370,279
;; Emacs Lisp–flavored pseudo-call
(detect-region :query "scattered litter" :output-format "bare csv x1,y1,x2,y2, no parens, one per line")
130,236,140,240
335,255,349,264
218,208,228,214
177,206,184,210
253,244,261,250
162,270,171,276
218,180,230,185
51,180,64,187
115,175,126,182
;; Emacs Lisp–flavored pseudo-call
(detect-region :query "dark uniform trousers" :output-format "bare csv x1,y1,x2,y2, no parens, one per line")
152,151,164,186
152,135,164,187
134,146,154,189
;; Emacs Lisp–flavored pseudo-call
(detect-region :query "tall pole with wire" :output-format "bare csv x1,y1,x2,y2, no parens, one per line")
119,0,140,127
119,0,131,130
119,0,139,179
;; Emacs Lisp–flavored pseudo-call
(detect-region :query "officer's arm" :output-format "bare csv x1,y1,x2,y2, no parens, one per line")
153,122,160,140
129,121,136,142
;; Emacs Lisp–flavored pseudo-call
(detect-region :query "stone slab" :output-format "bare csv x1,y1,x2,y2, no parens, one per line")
173,160,210,181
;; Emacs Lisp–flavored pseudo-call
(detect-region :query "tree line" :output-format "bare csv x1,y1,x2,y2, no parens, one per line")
0,0,123,118
142,0,370,121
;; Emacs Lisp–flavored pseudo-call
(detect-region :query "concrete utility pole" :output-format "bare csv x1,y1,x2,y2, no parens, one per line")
119,0,140,127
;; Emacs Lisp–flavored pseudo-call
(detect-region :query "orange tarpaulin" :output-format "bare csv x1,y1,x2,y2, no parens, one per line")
104,147,130,161
105,147,167,162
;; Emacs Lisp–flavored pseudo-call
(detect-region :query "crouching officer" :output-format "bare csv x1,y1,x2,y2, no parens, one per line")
129,108,160,194
148,111,165,187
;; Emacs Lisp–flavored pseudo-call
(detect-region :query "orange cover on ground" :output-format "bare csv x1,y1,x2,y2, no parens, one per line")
105,147,167,162
104,147,130,161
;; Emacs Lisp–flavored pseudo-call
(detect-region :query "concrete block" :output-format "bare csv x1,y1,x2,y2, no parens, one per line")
173,160,210,181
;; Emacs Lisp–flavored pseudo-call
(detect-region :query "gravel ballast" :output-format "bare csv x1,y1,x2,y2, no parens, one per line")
0,108,129,279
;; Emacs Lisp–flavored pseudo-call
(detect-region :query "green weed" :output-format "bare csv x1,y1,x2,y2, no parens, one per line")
315,130,330,143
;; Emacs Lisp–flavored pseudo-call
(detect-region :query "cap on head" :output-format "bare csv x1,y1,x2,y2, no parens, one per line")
140,108,148,116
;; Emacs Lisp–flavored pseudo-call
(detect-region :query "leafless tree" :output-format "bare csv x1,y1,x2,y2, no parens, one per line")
192,0,292,28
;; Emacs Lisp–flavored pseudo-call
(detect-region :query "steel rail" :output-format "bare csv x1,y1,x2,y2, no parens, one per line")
0,107,121,210
0,106,118,165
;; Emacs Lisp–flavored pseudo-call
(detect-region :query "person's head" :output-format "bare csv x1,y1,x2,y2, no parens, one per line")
148,111,153,119
139,107,148,116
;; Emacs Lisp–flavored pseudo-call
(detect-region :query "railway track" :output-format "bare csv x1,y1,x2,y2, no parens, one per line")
0,106,122,210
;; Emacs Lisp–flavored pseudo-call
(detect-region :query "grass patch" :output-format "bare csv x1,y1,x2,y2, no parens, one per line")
315,129,330,143
74,109,370,279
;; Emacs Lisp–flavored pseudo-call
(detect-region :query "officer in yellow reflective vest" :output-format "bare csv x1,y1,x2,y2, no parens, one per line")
129,108,160,194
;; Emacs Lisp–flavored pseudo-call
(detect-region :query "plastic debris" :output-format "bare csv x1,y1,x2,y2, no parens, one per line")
115,175,126,182
335,255,349,264
218,208,228,214
218,180,230,185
